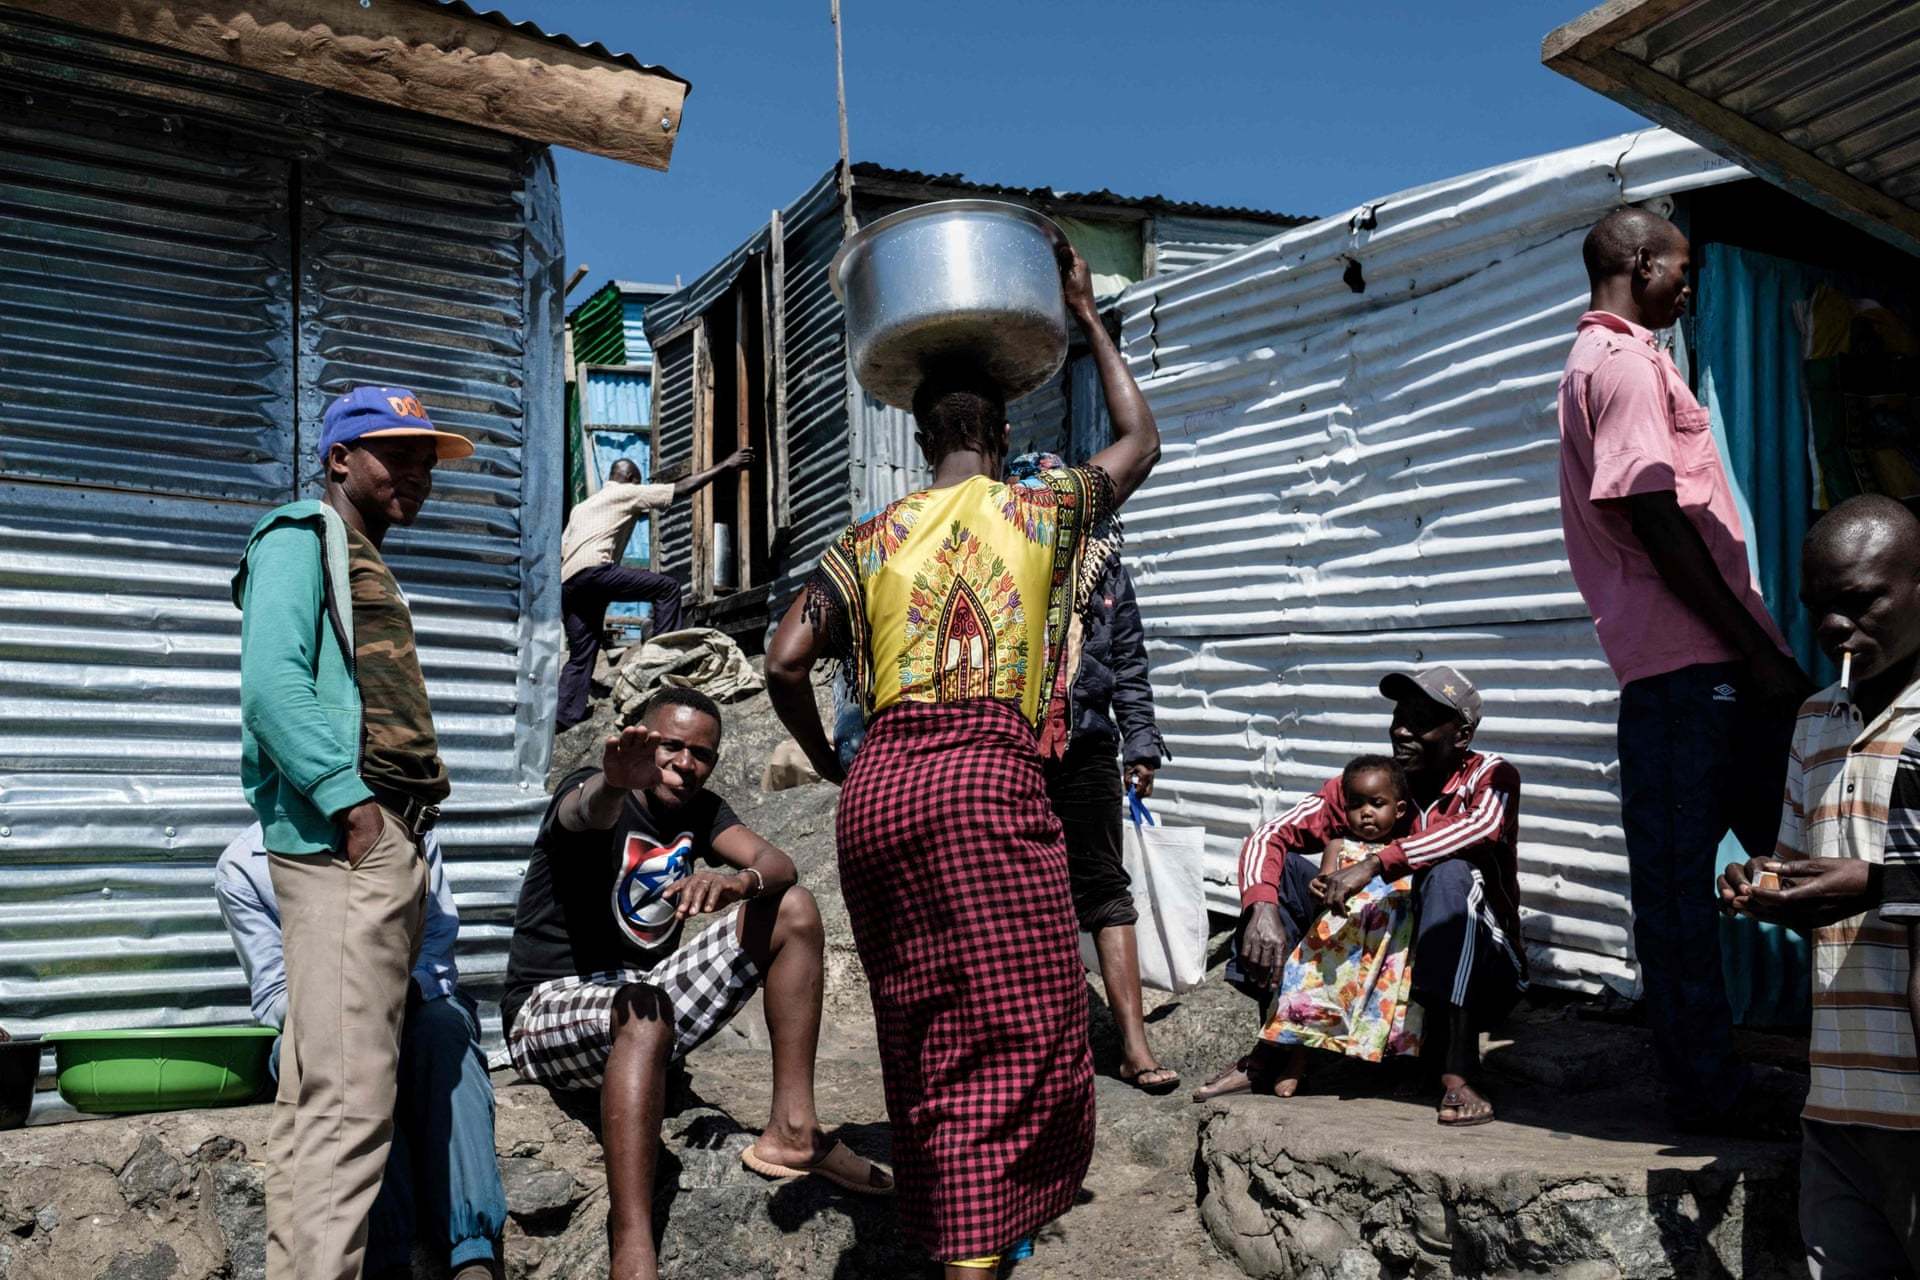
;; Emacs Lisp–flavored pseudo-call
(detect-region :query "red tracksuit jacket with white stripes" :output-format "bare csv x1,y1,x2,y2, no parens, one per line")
1237,751,1527,980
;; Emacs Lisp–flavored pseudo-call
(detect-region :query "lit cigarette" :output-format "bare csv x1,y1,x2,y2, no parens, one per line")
1842,651,1853,698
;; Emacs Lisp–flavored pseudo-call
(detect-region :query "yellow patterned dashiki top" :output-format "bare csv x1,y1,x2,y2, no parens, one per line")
809,467,1112,730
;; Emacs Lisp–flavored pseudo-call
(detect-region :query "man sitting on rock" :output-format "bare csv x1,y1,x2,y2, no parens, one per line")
1198,667,1527,1125
504,686,891,1280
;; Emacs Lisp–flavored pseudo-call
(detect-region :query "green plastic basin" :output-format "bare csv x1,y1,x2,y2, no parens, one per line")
43,1026,278,1114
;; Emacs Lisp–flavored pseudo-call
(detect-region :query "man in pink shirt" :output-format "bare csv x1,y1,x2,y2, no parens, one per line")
1557,207,1810,1133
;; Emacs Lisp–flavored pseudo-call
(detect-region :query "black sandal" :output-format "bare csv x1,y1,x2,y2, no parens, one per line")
1119,1064,1182,1095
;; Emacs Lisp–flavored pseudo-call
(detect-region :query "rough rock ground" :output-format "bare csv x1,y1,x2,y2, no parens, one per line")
0,1047,1233,1279
1,671,1814,1278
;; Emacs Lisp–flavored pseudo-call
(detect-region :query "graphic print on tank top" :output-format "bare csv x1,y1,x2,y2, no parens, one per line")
613,830,695,955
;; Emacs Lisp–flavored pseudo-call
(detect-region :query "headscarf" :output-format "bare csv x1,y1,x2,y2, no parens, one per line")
1005,451,1066,486
1003,452,1120,613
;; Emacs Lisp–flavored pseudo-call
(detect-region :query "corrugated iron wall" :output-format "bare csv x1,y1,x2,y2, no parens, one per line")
0,14,561,1056
583,368,657,568
846,384,930,516
1008,215,1303,467
645,170,859,612
1152,213,1303,277
643,178,1300,633
568,287,626,368
652,332,696,584
1005,369,1071,462
1114,129,1747,994
777,176,867,610
622,294,654,366
0,17,296,503
584,368,654,429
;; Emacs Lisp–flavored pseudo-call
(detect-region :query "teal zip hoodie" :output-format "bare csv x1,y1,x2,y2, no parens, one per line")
231,500,374,854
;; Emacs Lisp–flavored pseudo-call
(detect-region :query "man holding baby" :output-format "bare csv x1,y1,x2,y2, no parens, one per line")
1200,667,1525,1126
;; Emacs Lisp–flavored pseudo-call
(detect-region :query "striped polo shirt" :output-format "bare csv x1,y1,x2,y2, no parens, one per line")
1878,735,1920,920
1779,675,1920,1130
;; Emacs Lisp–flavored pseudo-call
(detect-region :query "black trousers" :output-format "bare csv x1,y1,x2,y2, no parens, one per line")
1617,659,1796,1115
1043,737,1137,932
557,564,684,730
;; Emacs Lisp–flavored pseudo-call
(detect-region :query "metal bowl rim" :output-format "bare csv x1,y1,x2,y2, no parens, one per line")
828,199,1069,303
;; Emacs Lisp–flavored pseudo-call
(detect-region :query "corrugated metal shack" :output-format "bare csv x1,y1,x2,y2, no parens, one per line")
564,281,677,633
640,162,1309,643
0,2,690,1064
1114,125,1920,1002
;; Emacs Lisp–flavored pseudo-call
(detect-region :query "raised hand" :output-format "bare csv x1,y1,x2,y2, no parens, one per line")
602,725,665,794
1054,240,1097,323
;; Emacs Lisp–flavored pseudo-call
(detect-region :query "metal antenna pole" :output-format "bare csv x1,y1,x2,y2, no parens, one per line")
831,0,856,240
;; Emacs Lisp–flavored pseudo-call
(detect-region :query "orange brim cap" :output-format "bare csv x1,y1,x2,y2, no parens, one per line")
357,426,476,461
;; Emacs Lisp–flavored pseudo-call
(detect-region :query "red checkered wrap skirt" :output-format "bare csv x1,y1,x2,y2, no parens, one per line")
837,697,1095,1262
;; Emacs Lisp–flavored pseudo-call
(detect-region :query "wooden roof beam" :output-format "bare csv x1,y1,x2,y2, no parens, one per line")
14,0,690,170
1543,0,1920,260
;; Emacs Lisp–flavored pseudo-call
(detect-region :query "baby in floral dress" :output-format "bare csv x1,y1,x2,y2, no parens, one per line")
1256,755,1425,1097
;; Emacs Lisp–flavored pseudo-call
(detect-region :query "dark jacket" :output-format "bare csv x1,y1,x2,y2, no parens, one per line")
1071,557,1166,765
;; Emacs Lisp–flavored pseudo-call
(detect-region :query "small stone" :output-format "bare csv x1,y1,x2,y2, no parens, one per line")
1411,1194,1450,1252
1334,1247,1384,1280
499,1157,583,1228
102,1242,180,1280
1292,1206,1357,1265
34,1205,58,1235
214,1163,266,1280
117,1135,185,1209
191,1136,244,1164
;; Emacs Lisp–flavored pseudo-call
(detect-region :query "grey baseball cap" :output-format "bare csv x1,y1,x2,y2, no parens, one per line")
1379,665,1482,726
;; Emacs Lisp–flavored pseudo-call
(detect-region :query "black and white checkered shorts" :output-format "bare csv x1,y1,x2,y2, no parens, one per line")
507,915,762,1091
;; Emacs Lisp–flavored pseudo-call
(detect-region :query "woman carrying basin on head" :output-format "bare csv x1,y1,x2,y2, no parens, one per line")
767,240,1160,1276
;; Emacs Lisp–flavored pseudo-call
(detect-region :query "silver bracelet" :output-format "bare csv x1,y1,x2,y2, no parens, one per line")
742,866,765,898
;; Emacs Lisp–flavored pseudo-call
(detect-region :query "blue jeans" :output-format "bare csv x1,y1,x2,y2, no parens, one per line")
1617,660,1796,1119
271,991,505,1272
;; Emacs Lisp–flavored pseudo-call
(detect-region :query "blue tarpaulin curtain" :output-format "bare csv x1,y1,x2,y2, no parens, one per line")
1694,241,1839,1028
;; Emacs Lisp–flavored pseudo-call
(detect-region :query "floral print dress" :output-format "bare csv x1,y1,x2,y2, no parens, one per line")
1260,842,1424,1062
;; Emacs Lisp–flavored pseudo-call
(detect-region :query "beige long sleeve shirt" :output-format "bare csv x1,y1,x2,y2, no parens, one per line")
560,481,675,582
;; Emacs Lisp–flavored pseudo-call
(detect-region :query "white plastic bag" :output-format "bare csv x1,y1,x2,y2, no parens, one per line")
1079,791,1209,993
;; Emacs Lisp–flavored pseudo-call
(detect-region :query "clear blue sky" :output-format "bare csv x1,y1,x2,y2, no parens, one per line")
502,1,1649,295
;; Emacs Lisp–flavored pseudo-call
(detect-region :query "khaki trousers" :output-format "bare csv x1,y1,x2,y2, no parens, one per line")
265,807,428,1280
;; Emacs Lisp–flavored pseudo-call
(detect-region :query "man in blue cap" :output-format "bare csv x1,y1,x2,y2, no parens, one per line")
231,386,475,1280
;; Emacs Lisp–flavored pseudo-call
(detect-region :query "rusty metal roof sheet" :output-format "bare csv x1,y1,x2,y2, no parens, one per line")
430,0,691,86
1544,0,1920,258
850,162,1311,225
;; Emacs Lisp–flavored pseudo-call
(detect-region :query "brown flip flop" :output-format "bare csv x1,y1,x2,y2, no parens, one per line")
1437,1085,1495,1127
741,1139,895,1196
